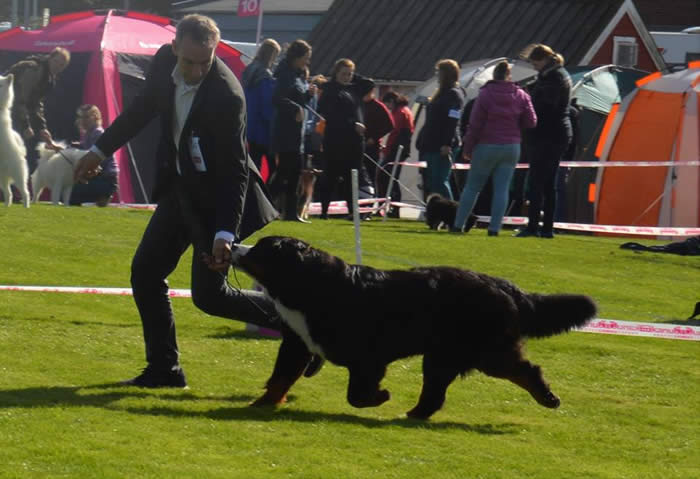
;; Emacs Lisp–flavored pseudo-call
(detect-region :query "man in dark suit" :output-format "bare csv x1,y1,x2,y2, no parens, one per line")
75,14,285,388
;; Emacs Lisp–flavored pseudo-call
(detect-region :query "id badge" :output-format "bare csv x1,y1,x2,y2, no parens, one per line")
190,136,207,172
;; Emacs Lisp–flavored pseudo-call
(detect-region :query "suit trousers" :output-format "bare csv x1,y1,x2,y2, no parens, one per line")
130,189,280,369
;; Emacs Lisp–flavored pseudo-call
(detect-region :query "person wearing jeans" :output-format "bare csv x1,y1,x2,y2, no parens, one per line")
516,44,573,238
418,59,464,200
452,61,537,235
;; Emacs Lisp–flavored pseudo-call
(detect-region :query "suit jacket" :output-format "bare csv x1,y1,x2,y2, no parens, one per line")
96,45,277,241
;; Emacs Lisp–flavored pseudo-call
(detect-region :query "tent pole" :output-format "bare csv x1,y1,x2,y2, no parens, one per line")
11,0,19,27
255,0,264,46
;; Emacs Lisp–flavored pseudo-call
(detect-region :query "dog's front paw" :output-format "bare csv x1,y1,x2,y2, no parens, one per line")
250,392,287,407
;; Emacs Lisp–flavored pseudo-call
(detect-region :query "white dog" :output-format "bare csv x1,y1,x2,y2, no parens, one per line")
0,74,30,208
32,142,88,205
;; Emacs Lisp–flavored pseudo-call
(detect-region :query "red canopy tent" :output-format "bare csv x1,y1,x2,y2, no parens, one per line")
0,10,245,203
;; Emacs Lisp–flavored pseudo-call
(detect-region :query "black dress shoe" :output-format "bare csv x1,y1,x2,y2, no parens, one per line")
515,229,538,238
121,365,187,388
487,230,498,236
540,231,554,239
303,354,325,378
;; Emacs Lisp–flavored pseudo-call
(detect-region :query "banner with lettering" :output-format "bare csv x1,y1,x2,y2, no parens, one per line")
238,0,260,17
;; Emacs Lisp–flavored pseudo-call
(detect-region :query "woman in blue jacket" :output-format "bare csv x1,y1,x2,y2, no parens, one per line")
242,38,280,177
418,59,464,200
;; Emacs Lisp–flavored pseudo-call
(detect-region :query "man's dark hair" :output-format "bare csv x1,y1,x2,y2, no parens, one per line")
176,14,220,48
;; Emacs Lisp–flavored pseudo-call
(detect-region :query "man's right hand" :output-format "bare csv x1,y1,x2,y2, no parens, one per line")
23,127,34,140
74,151,103,183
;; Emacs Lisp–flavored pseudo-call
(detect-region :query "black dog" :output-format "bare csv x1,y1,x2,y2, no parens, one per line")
425,193,478,231
231,236,596,420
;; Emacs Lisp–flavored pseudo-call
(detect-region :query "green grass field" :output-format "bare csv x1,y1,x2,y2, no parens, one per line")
0,204,698,478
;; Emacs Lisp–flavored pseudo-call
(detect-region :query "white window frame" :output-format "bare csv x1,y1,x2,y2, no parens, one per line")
613,36,639,67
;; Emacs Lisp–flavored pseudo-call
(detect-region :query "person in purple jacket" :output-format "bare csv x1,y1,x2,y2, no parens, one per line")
69,104,118,206
451,61,537,235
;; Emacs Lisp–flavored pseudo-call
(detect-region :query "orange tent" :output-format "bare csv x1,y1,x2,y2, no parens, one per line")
595,64,700,232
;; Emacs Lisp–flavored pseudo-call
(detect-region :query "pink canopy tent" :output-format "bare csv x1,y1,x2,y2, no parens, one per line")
0,10,245,203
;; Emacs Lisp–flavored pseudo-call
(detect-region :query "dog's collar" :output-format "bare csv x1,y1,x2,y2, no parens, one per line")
58,150,75,168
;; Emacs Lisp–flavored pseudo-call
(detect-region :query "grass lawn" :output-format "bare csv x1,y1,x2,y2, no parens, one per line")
0,204,698,478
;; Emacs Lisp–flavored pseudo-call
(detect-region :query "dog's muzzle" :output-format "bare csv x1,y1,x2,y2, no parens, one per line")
230,243,252,265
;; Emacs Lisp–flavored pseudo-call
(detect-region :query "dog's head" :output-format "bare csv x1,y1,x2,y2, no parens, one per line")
231,236,323,299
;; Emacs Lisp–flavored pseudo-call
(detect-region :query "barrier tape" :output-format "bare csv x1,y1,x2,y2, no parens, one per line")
577,319,700,341
397,160,700,170
496,216,700,237
2,285,697,341
95,200,700,237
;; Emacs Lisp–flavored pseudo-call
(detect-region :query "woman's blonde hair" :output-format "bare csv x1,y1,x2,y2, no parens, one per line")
432,59,460,101
76,104,102,128
522,44,564,65
331,58,355,80
255,38,281,68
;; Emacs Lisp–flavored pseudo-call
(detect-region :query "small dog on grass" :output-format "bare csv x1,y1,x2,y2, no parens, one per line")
0,74,30,208
32,142,88,205
424,193,477,231
229,235,597,420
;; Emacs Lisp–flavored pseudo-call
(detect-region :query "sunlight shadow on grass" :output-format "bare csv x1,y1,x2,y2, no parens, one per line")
0,315,137,329
207,330,281,341
0,383,254,409
0,384,518,434
120,404,519,434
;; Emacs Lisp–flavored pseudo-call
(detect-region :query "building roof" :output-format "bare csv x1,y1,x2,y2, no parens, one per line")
174,0,334,14
634,0,700,31
307,0,629,82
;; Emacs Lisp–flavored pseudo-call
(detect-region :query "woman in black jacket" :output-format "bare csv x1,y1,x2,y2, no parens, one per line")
270,39,314,222
516,44,572,238
418,59,464,200
317,58,374,218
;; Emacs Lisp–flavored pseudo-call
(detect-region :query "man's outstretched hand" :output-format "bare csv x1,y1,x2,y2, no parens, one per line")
203,238,232,273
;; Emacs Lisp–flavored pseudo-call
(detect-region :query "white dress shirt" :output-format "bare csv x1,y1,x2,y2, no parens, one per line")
92,65,235,244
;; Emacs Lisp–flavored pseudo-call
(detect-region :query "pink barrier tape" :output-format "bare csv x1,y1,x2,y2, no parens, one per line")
91,199,698,236
398,160,700,170
2,285,697,341
578,319,700,341
0,285,191,298
493,216,700,237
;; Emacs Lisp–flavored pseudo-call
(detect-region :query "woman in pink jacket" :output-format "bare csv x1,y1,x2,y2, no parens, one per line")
451,61,537,236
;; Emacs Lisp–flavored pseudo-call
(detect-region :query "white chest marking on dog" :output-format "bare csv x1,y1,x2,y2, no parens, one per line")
272,298,325,357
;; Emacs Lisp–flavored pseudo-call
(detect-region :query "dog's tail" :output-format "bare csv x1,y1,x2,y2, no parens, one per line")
521,294,597,339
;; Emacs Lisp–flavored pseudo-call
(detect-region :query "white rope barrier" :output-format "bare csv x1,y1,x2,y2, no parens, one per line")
2,285,697,341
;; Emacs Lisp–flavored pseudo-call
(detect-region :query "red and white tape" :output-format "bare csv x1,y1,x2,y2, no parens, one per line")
497,216,700,237
399,160,700,170
578,319,700,341
94,200,700,236
0,284,191,298
2,285,697,341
